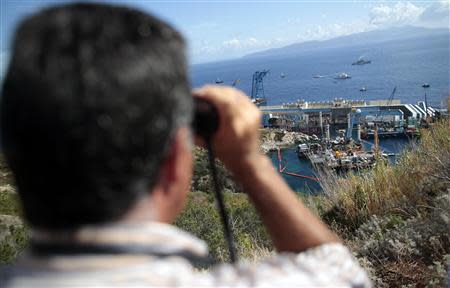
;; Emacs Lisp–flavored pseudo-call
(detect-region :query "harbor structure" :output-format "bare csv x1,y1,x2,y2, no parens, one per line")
260,98,438,138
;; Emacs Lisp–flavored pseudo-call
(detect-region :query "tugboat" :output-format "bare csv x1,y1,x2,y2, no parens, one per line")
352,57,371,65
334,73,351,80
297,143,322,159
251,98,266,106
297,144,310,158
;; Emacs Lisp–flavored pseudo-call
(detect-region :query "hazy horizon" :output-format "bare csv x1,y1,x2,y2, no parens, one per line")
1,0,449,66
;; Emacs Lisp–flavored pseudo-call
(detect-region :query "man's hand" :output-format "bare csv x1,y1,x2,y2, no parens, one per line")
193,86,263,172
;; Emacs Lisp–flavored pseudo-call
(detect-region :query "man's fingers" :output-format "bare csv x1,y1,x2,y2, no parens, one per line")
191,85,262,169
193,85,247,104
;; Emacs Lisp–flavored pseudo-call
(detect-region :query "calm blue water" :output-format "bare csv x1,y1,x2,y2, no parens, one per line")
267,137,412,193
191,35,449,108
191,34,448,192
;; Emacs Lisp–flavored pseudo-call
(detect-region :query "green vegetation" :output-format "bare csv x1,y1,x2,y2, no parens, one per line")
176,147,271,261
174,192,271,261
315,120,450,287
178,120,450,286
0,155,28,265
1,121,449,286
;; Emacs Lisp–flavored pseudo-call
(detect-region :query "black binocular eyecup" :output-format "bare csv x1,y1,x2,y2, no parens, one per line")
192,98,219,140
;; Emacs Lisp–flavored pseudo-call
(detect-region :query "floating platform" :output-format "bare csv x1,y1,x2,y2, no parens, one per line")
296,137,378,171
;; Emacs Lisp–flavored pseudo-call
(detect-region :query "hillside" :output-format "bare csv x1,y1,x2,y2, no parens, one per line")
245,26,449,59
1,119,449,286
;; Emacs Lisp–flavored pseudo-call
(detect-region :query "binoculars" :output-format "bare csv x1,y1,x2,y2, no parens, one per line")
192,98,219,139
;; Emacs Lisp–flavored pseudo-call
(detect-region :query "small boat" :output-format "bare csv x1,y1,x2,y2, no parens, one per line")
360,87,367,92
297,144,310,158
352,57,371,65
280,73,287,78
215,78,224,84
251,97,266,106
334,73,351,80
422,83,430,88
232,79,240,87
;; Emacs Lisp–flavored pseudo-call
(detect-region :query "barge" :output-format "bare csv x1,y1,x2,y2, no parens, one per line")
297,137,378,171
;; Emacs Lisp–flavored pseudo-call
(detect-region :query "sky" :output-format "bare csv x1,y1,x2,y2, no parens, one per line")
0,0,449,67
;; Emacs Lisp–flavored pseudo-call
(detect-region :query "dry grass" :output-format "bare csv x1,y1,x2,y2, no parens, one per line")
316,120,450,226
313,119,450,287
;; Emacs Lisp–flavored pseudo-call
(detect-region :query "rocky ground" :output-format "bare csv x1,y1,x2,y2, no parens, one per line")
259,128,316,153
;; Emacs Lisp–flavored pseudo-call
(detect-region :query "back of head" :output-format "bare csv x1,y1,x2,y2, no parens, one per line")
1,3,191,229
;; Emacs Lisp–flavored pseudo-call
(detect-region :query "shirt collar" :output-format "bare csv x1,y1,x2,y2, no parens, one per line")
31,222,209,257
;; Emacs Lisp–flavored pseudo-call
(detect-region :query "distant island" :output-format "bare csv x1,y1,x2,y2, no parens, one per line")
244,26,449,59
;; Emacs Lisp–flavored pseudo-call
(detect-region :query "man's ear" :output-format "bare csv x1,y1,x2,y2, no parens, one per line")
158,127,192,190
150,126,193,223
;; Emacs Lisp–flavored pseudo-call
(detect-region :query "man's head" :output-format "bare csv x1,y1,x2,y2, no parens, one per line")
1,3,193,229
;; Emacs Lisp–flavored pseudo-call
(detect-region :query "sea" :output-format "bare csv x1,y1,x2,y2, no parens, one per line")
190,33,449,192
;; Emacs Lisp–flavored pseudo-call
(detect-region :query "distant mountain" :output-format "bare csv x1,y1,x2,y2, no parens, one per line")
245,26,449,59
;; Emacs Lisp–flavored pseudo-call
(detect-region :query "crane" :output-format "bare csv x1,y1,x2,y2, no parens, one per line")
251,70,269,105
375,87,396,125
346,108,361,140
386,87,397,107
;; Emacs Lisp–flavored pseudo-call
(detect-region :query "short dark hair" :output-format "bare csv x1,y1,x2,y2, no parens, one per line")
1,3,192,229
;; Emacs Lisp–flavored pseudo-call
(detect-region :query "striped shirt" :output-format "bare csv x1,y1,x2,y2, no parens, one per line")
1,222,371,287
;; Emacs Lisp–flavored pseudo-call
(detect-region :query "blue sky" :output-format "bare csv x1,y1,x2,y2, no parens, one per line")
1,0,449,66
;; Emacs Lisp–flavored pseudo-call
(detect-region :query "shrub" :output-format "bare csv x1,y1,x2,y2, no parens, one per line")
313,120,450,286
0,156,28,264
317,120,450,230
0,215,28,264
174,191,271,262
191,147,242,194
